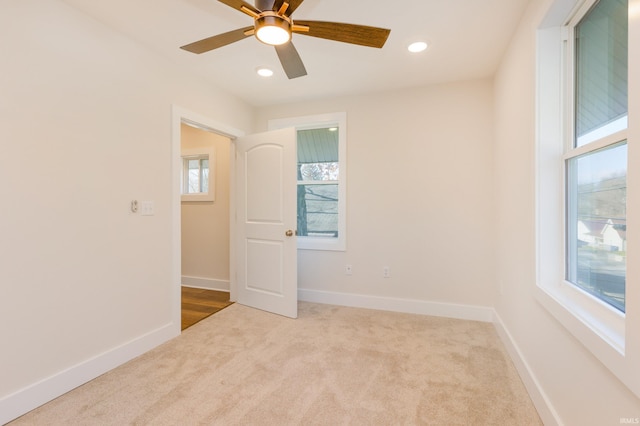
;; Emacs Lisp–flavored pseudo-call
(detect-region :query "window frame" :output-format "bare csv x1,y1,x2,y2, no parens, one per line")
181,146,215,202
563,0,629,327
269,112,347,251
536,0,640,397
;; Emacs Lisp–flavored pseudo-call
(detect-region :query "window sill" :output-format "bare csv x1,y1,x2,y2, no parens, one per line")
533,282,640,397
181,193,214,202
298,236,345,251
536,280,625,353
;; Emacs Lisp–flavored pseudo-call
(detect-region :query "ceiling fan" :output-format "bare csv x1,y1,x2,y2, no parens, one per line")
180,0,391,79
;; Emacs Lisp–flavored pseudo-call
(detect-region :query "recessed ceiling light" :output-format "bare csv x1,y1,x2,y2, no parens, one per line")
256,67,274,77
408,41,428,53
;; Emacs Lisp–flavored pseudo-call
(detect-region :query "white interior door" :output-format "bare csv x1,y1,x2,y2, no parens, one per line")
235,128,298,318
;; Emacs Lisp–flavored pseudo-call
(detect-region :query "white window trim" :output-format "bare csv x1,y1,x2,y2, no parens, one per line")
268,112,347,251
181,145,215,202
536,0,640,397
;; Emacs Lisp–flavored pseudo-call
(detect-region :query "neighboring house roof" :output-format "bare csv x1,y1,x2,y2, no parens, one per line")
297,128,338,164
579,218,627,241
604,219,627,241
579,219,608,238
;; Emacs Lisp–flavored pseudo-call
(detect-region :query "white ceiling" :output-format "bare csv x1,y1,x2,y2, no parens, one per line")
61,0,530,107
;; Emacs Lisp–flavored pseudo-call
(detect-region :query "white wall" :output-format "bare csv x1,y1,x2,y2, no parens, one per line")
255,79,496,316
0,1,252,422
5,0,637,423
181,124,231,291
493,0,640,424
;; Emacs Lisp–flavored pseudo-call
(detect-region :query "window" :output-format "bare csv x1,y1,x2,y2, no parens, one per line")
565,0,628,312
269,112,347,251
183,155,210,194
537,0,640,397
181,146,215,202
297,127,339,238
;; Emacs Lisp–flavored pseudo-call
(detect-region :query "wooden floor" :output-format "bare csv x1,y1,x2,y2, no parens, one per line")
181,287,233,331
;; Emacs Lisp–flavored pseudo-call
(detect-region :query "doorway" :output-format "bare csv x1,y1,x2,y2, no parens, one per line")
179,122,232,329
171,106,299,327
171,105,245,332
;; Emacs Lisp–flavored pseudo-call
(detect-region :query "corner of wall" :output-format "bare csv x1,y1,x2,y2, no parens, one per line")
492,310,562,426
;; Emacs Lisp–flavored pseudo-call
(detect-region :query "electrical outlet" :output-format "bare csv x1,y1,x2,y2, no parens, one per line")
345,264,353,275
383,266,390,278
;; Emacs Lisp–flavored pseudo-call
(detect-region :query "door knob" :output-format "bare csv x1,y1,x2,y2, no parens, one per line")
285,230,294,237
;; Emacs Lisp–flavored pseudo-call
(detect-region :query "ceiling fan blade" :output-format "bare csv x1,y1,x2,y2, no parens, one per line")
180,26,254,54
217,0,261,15
294,20,390,48
275,42,307,79
273,0,304,16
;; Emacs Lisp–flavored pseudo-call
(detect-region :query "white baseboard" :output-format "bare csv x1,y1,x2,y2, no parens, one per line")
181,276,230,292
0,323,178,425
493,311,561,426
298,288,494,323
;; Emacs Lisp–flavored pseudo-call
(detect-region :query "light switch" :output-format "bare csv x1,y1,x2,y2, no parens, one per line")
141,200,155,216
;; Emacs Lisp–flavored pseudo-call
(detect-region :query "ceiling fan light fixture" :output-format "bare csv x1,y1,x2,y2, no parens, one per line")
255,14,291,46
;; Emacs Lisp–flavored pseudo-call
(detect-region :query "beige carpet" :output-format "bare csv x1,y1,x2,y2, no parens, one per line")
10,302,541,425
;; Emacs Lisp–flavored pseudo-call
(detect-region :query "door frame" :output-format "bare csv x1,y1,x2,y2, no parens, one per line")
171,105,245,333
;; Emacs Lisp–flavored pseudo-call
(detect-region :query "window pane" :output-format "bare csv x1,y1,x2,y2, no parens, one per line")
300,162,339,181
201,159,209,193
574,0,628,147
297,127,339,169
566,142,627,311
187,159,200,194
297,184,338,237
